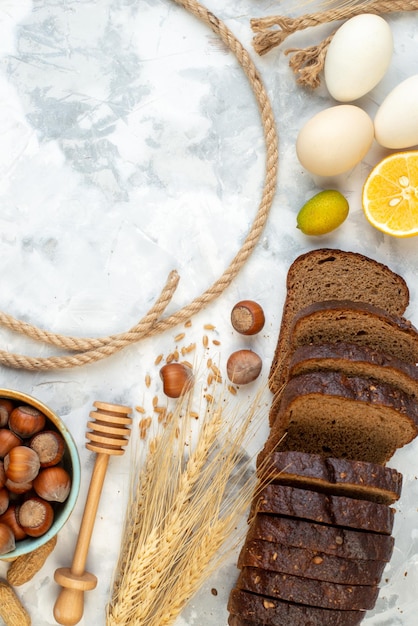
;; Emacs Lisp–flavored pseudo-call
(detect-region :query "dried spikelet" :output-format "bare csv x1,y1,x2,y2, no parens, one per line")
106,387,268,626
139,417,152,440
210,363,222,382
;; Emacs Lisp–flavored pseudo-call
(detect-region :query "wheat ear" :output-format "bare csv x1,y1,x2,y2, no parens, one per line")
106,389,267,626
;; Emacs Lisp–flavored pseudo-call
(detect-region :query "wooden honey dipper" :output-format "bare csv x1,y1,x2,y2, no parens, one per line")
53,401,132,626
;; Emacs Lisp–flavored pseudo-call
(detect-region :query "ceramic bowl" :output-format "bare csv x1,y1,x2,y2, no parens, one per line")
0,388,80,560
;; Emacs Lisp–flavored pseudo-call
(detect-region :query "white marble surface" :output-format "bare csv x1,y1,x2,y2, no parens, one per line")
0,1,417,624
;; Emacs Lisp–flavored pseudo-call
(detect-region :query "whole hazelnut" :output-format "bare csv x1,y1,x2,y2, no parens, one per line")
0,522,16,555
160,363,194,398
0,504,27,541
226,350,262,385
0,487,9,516
0,429,21,459
30,430,65,467
0,399,14,428
4,446,41,484
231,300,265,335
34,466,71,503
17,496,54,538
9,405,46,439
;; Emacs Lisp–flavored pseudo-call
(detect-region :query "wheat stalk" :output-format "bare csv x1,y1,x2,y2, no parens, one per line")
106,388,267,626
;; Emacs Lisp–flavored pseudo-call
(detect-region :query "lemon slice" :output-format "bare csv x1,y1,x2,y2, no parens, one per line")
362,151,418,238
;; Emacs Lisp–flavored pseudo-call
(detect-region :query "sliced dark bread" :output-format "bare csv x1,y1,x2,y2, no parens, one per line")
270,299,418,410
237,539,386,585
288,341,418,399
236,566,379,610
257,450,402,504
264,371,418,463
268,249,410,395
228,588,365,626
253,484,394,534
246,514,394,561
290,300,418,362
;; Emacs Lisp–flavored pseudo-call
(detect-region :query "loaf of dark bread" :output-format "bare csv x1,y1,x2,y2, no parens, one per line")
229,251,413,626
268,249,410,395
254,484,394,534
264,371,418,463
236,566,379,610
270,299,418,401
257,450,402,504
289,341,418,398
246,514,394,561
228,588,365,626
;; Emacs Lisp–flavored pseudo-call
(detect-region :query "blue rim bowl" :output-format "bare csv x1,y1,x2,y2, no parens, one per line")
0,388,80,560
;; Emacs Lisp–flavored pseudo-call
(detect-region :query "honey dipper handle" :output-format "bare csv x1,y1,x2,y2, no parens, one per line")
53,401,132,626
54,453,109,625
70,453,109,575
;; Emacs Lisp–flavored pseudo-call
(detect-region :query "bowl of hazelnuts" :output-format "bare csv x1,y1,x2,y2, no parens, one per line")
0,388,80,559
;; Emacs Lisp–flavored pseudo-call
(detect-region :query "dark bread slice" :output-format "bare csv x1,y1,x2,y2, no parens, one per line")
257,450,402,504
289,341,418,399
268,249,410,395
264,371,418,463
236,566,379,610
247,514,394,561
253,484,394,534
237,539,386,585
290,300,418,362
228,588,365,626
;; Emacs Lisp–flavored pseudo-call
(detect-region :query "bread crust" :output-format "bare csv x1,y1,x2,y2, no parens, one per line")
228,588,365,626
257,450,402,504
246,514,394,561
254,484,395,534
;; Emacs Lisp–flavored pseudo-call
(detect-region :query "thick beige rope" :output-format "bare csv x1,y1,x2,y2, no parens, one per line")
252,0,418,83
0,0,278,370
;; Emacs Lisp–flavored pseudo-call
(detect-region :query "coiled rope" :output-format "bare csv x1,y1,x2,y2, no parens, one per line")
0,0,278,370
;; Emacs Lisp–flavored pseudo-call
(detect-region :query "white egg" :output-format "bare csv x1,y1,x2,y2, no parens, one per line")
324,14,393,102
374,74,418,148
296,105,374,177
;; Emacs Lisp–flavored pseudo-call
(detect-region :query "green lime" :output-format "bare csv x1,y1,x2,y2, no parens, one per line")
296,189,349,236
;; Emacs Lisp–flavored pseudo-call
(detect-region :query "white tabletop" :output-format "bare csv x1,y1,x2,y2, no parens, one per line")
0,1,417,625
